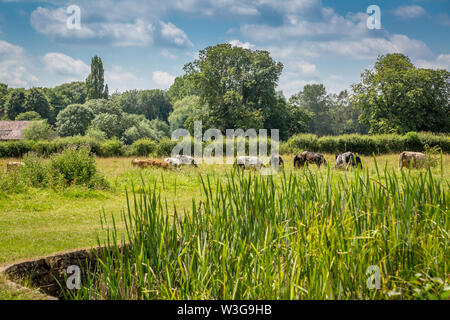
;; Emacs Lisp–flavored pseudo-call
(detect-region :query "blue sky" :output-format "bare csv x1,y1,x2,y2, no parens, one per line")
0,0,449,98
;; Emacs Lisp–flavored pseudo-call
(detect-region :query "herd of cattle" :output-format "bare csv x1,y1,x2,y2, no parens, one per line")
2,151,430,173
128,151,429,171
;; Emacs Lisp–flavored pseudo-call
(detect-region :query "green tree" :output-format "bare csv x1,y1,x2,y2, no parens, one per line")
56,104,94,137
289,84,332,136
23,120,54,140
5,89,26,120
45,81,87,123
352,53,450,133
15,111,42,121
184,43,283,132
86,56,108,100
118,89,172,122
168,74,201,103
24,88,51,119
90,113,120,138
0,83,8,117
168,95,205,132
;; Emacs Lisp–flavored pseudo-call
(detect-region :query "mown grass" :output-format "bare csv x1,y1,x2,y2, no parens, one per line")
0,154,449,300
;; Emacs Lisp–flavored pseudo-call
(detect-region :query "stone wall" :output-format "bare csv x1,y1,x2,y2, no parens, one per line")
2,247,103,299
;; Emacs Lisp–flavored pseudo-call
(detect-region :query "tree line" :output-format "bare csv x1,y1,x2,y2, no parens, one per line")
0,45,448,144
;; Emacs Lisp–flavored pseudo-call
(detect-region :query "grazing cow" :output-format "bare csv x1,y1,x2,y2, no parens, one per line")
335,152,363,171
6,161,25,173
269,155,284,168
131,159,152,168
234,156,265,170
176,155,198,167
294,151,327,168
152,160,170,169
398,151,426,170
164,157,182,168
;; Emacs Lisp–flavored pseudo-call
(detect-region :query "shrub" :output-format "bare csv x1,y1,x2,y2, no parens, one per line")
128,138,157,156
20,152,49,187
100,139,125,157
23,120,55,141
423,144,442,169
15,111,42,121
155,138,179,157
49,146,107,188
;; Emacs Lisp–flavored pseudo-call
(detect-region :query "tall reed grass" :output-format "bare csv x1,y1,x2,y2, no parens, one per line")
65,160,449,300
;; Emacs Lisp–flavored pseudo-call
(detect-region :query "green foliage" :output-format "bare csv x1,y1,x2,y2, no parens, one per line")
68,166,448,299
100,139,125,157
15,111,42,121
118,89,172,122
184,43,283,132
86,56,108,100
5,89,26,120
353,53,450,134
49,146,107,188
24,88,51,119
56,104,94,137
23,120,54,141
20,152,49,187
168,74,201,103
155,138,178,157
128,138,157,156
423,144,442,169
282,132,450,155
85,127,107,142
91,113,121,138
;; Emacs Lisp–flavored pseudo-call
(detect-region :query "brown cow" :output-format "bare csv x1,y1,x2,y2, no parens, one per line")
398,151,426,170
294,151,328,168
151,160,170,169
6,161,25,173
131,159,152,168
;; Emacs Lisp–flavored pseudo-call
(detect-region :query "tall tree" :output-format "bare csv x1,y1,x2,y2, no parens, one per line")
56,104,94,137
184,43,283,132
289,84,332,136
0,83,8,117
352,53,450,133
24,88,51,120
5,89,26,120
86,56,107,100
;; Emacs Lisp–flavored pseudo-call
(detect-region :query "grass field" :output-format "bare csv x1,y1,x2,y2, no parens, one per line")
0,154,449,299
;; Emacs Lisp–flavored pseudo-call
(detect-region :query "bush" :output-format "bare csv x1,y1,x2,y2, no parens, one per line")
128,138,157,156
20,152,49,187
23,120,54,141
15,111,42,121
100,139,125,157
155,138,179,157
49,146,107,188
281,133,450,155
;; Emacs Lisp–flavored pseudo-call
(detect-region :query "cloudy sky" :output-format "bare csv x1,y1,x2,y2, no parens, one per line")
0,0,449,97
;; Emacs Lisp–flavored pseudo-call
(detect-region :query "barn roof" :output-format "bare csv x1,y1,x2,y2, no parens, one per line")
0,121,33,140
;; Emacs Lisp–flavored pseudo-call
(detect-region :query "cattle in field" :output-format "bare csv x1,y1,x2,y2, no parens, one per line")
398,151,426,170
335,152,363,171
164,157,182,168
6,161,25,173
269,155,284,168
234,156,265,170
176,155,198,167
294,151,327,168
131,159,152,168
152,160,170,169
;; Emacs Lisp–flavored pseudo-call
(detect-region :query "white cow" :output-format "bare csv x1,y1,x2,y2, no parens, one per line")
175,155,198,167
164,157,182,167
234,156,265,170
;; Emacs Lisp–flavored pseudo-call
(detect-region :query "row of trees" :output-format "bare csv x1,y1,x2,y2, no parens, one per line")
1,46,449,143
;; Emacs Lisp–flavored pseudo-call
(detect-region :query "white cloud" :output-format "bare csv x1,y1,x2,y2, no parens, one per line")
152,71,175,88
228,39,255,49
159,21,193,47
0,40,38,87
295,61,318,76
161,49,177,59
416,54,450,70
42,52,90,78
105,66,145,92
392,5,426,19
